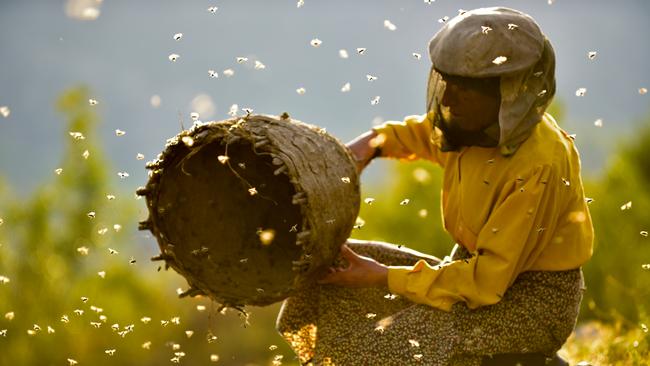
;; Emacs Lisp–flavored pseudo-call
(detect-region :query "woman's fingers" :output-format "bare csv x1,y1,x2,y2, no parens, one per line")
318,270,341,284
316,245,362,285
318,263,352,284
340,244,359,263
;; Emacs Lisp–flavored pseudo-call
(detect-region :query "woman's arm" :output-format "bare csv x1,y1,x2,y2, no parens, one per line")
388,165,563,311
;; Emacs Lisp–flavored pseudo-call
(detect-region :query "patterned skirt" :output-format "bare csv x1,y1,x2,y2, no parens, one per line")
276,240,585,366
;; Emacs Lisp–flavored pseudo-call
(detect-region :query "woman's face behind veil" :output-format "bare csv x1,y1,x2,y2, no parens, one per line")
434,72,501,151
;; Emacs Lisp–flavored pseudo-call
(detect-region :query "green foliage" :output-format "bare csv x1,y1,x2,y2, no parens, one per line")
353,159,454,257
560,321,650,366
546,99,566,125
621,123,650,185
0,87,295,366
579,119,650,327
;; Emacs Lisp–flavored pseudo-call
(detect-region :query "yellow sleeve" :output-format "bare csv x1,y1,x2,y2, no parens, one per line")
371,113,446,166
387,164,563,311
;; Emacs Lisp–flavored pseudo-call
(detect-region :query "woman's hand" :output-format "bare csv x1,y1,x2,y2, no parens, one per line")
317,244,388,288
346,130,381,174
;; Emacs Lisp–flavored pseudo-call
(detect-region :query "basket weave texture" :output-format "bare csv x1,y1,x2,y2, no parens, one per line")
137,114,360,307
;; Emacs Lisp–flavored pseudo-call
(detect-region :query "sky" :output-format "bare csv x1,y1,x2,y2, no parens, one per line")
1,0,649,196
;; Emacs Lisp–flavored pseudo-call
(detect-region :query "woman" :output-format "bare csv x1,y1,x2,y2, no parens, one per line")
277,7,593,366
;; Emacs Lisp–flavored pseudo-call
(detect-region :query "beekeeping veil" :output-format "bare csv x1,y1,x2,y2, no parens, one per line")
427,7,555,156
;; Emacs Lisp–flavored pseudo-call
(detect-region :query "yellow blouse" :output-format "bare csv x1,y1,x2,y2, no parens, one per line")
371,113,593,311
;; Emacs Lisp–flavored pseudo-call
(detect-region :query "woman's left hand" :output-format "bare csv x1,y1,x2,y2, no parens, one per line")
317,244,388,288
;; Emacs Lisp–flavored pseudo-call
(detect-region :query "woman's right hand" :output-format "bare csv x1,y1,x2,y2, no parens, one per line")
317,244,388,288
346,130,381,174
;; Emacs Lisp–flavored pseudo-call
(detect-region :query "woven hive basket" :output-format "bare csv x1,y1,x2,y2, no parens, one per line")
137,113,360,307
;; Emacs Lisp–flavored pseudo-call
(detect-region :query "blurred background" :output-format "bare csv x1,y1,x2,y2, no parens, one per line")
0,0,649,365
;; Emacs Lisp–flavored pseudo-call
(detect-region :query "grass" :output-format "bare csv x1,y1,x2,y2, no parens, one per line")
560,321,650,366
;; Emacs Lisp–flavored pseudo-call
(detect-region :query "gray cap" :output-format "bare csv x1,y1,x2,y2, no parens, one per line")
429,7,545,77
